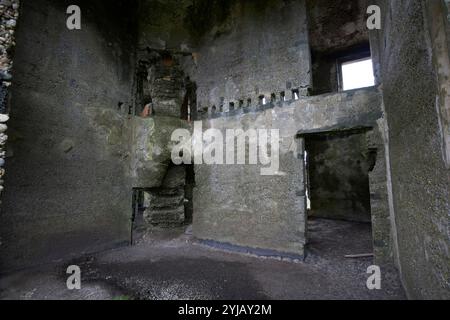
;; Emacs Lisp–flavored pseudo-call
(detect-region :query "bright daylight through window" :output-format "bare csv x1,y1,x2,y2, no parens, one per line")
341,58,375,91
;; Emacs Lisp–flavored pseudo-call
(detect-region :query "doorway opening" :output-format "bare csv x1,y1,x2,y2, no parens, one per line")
303,129,374,258
131,164,195,245
181,77,197,121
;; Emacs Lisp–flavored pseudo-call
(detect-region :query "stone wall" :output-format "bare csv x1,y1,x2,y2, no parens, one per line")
193,88,382,258
370,0,450,299
130,116,191,189
187,0,312,114
142,165,188,227
425,0,450,168
137,0,193,51
137,0,312,114
366,123,393,266
306,0,369,53
130,115,192,229
0,0,137,271
306,0,370,95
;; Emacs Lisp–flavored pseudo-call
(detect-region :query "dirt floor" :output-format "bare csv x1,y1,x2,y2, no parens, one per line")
0,219,406,300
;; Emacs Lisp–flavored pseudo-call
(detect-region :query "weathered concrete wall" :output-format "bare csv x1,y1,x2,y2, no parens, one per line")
145,55,188,118
367,123,394,266
370,0,450,299
188,0,312,113
193,88,381,257
425,0,450,168
306,0,369,53
137,0,194,51
0,0,137,271
131,116,191,189
305,130,372,223
306,0,370,95
137,0,312,114
194,121,306,258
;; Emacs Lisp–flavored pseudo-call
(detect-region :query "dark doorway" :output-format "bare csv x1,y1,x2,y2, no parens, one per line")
304,129,372,222
303,129,375,258
130,164,195,245
181,77,197,121
131,188,146,245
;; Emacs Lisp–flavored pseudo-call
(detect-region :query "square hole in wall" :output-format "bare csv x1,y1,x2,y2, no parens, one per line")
340,58,375,91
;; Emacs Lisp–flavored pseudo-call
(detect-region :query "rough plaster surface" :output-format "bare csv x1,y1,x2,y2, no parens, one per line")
306,0,369,54
190,0,312,112
425,0,450,168
193,88,381,256
0,0,136,271
371,0,450,299
366,124,394,266
137,0,194,51
306,0,370,95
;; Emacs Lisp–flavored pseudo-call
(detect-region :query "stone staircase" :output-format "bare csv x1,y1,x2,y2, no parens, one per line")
143,188,185,227
148,59,186,118
143,165,188,227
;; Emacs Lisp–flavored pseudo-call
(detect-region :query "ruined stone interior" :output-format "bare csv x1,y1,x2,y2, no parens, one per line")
0,0,449,300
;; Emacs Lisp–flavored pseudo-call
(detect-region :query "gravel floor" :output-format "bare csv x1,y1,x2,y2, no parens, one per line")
0,218,406,300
